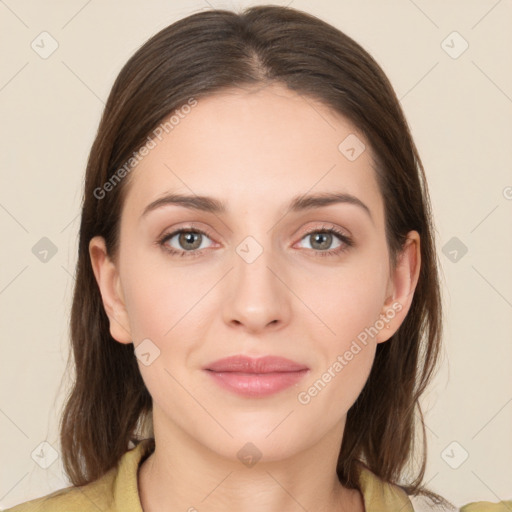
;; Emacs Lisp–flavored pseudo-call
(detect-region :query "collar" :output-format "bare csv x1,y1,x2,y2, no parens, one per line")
114,438,413,512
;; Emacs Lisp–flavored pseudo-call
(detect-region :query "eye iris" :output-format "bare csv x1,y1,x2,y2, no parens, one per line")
179,232,202,250
311,232,332,250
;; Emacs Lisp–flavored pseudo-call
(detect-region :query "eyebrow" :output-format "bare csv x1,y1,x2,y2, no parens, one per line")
141,191,373,222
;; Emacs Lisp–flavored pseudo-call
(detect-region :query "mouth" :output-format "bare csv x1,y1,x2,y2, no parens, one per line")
203,355,310,397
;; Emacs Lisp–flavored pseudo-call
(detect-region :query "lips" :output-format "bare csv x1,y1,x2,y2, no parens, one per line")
203,355,309,397
204,355,309,373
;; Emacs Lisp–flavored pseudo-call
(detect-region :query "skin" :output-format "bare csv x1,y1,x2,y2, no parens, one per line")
89,82,420,512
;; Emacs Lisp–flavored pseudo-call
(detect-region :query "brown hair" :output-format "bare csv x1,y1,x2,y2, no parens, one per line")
60,4,449,506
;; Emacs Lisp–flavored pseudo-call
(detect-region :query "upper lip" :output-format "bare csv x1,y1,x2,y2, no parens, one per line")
204,355,309,373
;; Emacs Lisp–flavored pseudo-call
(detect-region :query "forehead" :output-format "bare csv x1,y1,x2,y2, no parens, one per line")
121,83,383,221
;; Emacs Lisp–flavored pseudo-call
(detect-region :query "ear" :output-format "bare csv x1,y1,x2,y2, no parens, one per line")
376,230,421,343
89,236,132,344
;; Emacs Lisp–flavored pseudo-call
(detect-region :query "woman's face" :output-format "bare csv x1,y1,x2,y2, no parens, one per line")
91,83,418,462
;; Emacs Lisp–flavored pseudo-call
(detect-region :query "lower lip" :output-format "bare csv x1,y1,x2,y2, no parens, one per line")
205,370,309,397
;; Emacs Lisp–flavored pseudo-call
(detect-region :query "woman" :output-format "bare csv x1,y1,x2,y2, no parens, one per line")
6,5,510,511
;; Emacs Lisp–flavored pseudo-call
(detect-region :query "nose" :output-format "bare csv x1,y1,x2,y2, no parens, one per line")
222,242,291,334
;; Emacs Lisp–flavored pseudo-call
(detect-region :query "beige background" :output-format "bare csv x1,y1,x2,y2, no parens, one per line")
1,0,511,509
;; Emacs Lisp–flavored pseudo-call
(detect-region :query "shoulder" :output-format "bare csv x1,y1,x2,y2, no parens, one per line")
3,473,116,511
4,439,154,512
460,501,512,512
356,463,415,511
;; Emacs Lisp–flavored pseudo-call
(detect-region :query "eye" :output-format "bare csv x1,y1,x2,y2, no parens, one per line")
157,224,353,258
158,228,215,256
296,226,353,256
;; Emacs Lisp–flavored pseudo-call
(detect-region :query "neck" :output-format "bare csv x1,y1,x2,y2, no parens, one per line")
137,409,364,512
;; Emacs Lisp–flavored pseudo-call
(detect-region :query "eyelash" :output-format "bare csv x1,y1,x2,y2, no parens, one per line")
157,224,353,259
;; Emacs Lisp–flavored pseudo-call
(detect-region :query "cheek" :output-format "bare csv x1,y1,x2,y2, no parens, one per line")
120,257,207,407
122,268,172,341
303,255,389,344
120,246,210,341
296,275,383,416
296,252,388,402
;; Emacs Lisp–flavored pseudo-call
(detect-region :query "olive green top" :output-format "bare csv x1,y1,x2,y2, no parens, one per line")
4,439,511,511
